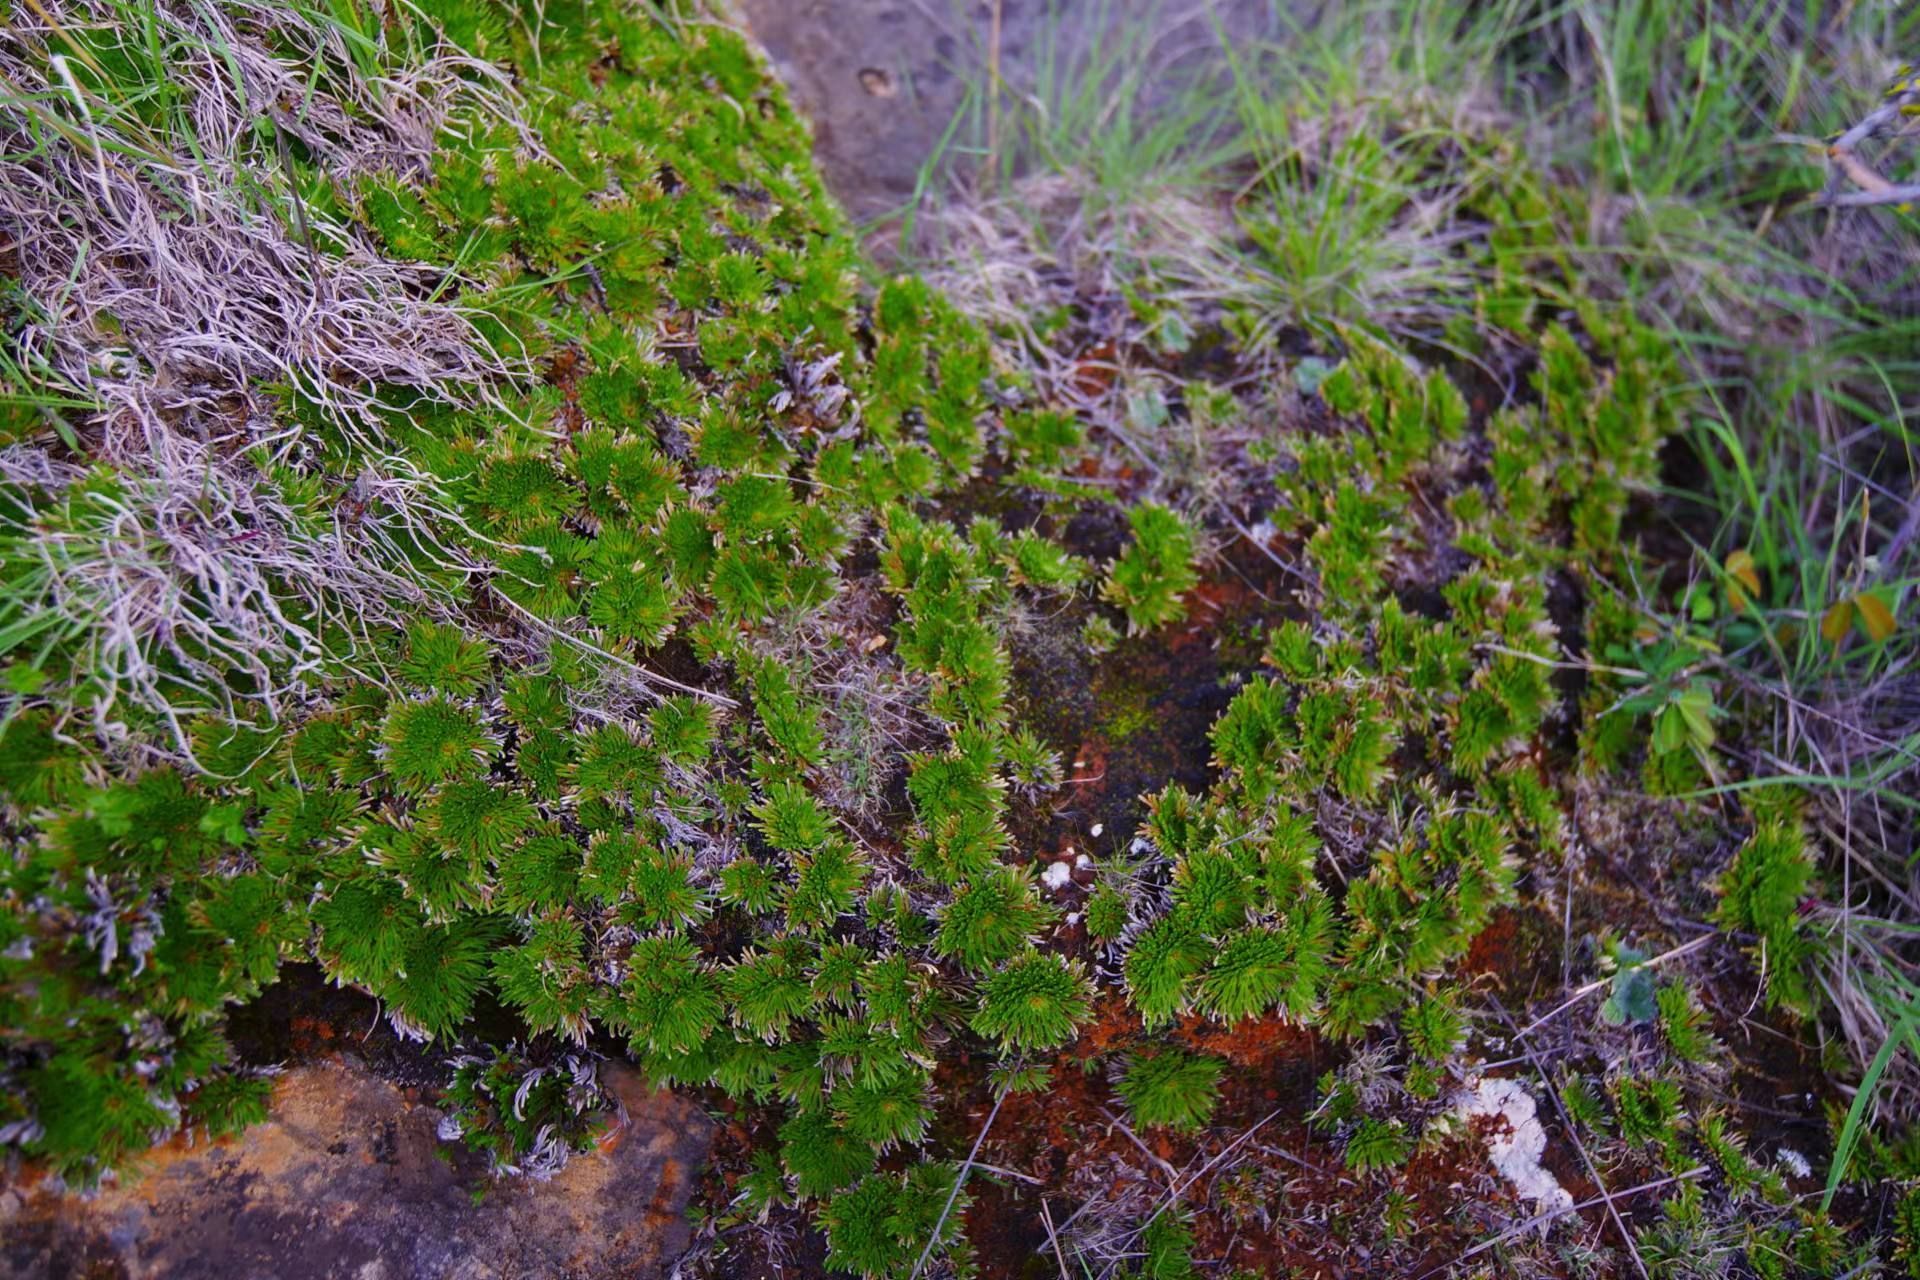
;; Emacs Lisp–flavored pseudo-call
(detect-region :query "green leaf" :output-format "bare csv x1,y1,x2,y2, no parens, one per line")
1825,1010,1920,1210
197,803,249,848
1653,704,1686,755
1675,685,1717,750
1599,945,1659,1026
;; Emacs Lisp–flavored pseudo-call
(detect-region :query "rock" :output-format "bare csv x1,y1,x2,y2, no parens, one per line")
1,1056,712,1280
727,0,1290,234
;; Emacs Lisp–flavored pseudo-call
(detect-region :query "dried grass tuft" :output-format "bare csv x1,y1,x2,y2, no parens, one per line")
0,0,532,760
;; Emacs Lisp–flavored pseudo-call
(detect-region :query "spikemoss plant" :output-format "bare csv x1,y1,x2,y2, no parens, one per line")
1102,502,1201,631
821,1164,971,1279
1116,1046,1224,1133
1715,808,1818,1015
380,696,492,794
1345,1116,1411,1173
935,867,1055,973
970,951,1094,1052
2,0,1892,1268
439,1047,607,1179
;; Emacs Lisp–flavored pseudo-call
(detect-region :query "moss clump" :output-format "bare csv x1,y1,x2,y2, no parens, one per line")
3,0,1898,1272
1715,806,1819,1015
1103,502,1201,631
1116,1046,1225,1133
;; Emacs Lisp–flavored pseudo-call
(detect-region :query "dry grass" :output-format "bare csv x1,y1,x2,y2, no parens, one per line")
0,0,531,760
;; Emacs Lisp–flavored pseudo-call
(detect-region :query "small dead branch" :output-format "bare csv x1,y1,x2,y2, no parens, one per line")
1097,1106,1181,1188
1038,1198,1073,1279
1413,1167,1709,1280
1814,73,1920,207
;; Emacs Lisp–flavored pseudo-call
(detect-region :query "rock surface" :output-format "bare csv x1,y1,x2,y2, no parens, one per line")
1,1058,712,1280
727,0,1287,232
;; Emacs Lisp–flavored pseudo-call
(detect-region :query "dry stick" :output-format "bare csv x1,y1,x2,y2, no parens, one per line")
1099,1107,1181,1187
1513,933,1715,1040
982,0,1004,187
972,1161,1045,1186
1214,501,1315,589
1879,482,1920,576
1817,87,1920,207
1410,1167,1708,1280
489,589,736,707
1039,1198,1073,1280
1094,1104,1290,1277
908,1089,1006,1280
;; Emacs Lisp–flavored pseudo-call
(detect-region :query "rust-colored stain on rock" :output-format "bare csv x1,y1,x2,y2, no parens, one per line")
1,1057,713,1280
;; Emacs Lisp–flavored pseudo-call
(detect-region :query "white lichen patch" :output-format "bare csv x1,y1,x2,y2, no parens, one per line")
1455,1077,1575,1222
1041,860,1074,892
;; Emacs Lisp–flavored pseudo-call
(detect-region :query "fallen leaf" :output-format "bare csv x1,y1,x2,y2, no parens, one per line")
1724,549,1760,611
1855,593,1897,643
1821,599,1854,645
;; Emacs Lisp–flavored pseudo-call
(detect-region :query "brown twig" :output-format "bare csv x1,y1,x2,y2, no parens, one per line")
1814,82,1920,207
1098,1106,1181,1187
1039,1198,1073,1280
982,0,1004,187
971,1161,1045,1186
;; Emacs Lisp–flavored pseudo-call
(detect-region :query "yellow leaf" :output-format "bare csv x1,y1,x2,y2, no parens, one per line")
1724,549,1760,612
1855,593,1897,644
1821,600,1854,645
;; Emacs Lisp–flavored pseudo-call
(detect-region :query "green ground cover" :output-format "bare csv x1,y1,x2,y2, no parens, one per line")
2,2,1917,1276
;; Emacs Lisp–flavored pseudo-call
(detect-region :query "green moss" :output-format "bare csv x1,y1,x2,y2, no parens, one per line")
1099,679,1157,743
934,867,1056,974
0,0,1880,1265
1117,1046,1225,1132
1345,1117,1411,1173
1102,503,1201,632
380,697,493,795
1715,811,1819,1016
970,951,1094,1052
